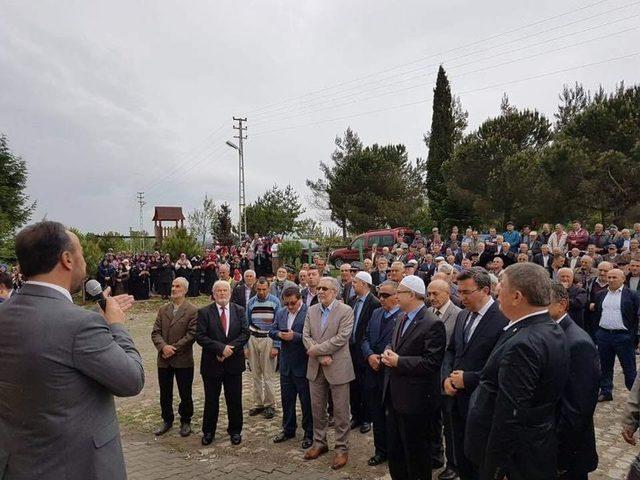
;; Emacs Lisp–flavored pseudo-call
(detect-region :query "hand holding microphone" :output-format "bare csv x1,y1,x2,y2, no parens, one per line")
85,280,134,325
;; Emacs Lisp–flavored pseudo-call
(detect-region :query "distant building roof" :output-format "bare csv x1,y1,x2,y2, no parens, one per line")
152,206,185,221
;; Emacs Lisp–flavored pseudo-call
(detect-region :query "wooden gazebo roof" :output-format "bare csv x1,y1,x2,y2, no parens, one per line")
152,206,185,222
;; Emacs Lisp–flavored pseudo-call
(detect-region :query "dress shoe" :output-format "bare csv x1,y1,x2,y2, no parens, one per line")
179,423,191,437
360,422,371,434
264,406,276,419
230,433,242,445
154,422,172,436
331,451,348,470
303,445,329,460
598,393,613,402
201,433,214,446
438,467,458,480
301,437,313,449
432,458,445,470
273,431,295,443
368,454,387,466
249,407,265,416
350,419,361,430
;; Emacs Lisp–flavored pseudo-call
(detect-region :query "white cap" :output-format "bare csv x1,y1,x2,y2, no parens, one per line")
400,275,426,295
406,259,418,267
354,271,373,285
434,256,445,262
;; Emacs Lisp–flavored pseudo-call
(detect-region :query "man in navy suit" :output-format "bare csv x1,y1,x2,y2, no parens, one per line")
196,280,250,446
442,267,507,480
348,271,381,433
361,280,401,467
548,281,600,480
594,268,640,402
269,286,313,449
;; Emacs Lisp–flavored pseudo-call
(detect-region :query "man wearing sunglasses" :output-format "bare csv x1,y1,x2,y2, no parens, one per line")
303,277,355,470
269,286,313,449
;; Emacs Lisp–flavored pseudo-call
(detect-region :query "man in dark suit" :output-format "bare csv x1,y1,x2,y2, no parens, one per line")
548,282,600,480
594,268,640,402
269,286,313,448
348,271,381,433
196,280,250,446
474,242,493,269
372,257,390,287
230,269,256,309
301,265,320,307
557,268,588,330
361,280,401,466
442,267,508,480
151,277,198,437
626,259,640,292
465,262,569,480
0,221,144,480
339,263,356,303
382,275,447,480
533,244,553,277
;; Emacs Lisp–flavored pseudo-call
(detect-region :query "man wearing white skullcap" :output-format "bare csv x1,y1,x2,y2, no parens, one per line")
381,275,447,480
348,270,380,434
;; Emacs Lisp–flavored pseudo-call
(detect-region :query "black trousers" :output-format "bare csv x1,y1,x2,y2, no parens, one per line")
280,373,313,439
366,376,387,456
430,403,445,467
158,366,194,424
442,397,457,470
451,403,478,480
349,351,369,425
386,402,432,480
202,374,243,436
559,471,588,480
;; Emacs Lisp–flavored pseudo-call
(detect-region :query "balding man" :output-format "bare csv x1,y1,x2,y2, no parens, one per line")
557,267,588,330
389,261,405,283
594,268,640,402
372,257,389,286
427,279,462,478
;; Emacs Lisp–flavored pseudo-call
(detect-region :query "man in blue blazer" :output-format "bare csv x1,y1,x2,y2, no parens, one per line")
361,280,401,466
269,286,313,449
594,268,640,401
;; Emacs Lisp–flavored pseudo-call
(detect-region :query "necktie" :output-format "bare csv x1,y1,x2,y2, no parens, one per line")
353,299,364,341
220,306,227,335
463,312,478,344
433,308,441,317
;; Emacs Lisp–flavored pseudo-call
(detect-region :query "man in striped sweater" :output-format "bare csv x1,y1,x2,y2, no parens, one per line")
245,277,282,419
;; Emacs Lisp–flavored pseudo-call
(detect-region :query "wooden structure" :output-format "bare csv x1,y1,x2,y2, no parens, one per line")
153,206,185,245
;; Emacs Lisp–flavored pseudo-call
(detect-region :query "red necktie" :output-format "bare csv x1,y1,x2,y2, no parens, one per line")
220,306,227,334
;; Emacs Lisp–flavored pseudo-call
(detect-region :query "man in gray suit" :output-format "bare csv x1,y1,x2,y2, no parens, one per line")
302,276,354,470
0,221,144,480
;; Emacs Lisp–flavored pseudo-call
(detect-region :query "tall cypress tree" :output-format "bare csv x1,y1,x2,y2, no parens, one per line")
425,66,454,228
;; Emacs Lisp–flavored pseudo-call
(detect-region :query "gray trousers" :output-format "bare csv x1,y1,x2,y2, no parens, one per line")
309,368,350,452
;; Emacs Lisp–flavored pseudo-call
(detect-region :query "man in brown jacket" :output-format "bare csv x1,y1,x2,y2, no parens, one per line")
151,277,198,437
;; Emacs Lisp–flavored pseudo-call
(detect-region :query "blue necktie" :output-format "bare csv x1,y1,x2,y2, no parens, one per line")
353,299,364,340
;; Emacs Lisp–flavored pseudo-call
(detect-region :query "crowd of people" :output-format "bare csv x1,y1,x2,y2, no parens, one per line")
4,220,640,480
143,220,640,480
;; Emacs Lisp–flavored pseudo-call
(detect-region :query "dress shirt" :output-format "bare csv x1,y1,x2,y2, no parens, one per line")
630,276,640,291
400,305,423,336
384,306,400,319
320,300,336,330
434,299,452,318
465,296,495,340
245,285,252,306
287,307,301,330
26,281,73,303
217,303,230,336
352,294,367,338
504,309,549,330
599,286,626,330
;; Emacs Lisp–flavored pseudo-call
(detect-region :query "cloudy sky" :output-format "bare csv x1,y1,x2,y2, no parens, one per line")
1,0,638,235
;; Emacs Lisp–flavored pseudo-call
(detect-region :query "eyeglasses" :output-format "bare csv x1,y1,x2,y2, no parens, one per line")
458,288,481,296
378,292,395,299
317,286,331,291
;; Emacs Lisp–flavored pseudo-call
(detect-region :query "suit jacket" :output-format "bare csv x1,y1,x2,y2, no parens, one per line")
0,283,144,480
475,251,494,269
594,286,640,338
361,307,400,388
151,301,198,368
269,279,298,301
301,287,319,307
626,274,640,292
371,270,388,287
303,301,355,385
382,306,447,415
196,302,250,378
349,292,381,349
465,312,568,480
454,251,472,265
268,305,308,377
230,281,255,309
533,253,553,276
435,301,462,346
341,281,356,304
441,301,508,417
567,285,587,330
557,315,600,474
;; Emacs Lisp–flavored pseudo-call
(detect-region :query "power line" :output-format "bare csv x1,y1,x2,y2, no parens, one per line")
245,0,617,116
250,25,638,129
250,51,640,137
250,8,639,123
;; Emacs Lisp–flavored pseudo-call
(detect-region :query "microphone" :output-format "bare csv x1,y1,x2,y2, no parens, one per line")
85,279,107,311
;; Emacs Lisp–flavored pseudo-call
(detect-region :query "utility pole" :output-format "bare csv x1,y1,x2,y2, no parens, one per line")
233,116,247,238
136,191,146,250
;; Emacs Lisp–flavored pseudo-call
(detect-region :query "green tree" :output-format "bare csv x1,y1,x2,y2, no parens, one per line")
0,134,36,262
68,228,103,279
162,228,201,260
214,203,235,246
188,195,218,246
97,231,128,253
245,184,305,236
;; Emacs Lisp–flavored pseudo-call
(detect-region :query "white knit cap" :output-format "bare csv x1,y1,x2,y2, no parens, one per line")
400,275,426,295
354,271,373,285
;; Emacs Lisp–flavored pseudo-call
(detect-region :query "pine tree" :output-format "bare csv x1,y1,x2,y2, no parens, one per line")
425,66,454,228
